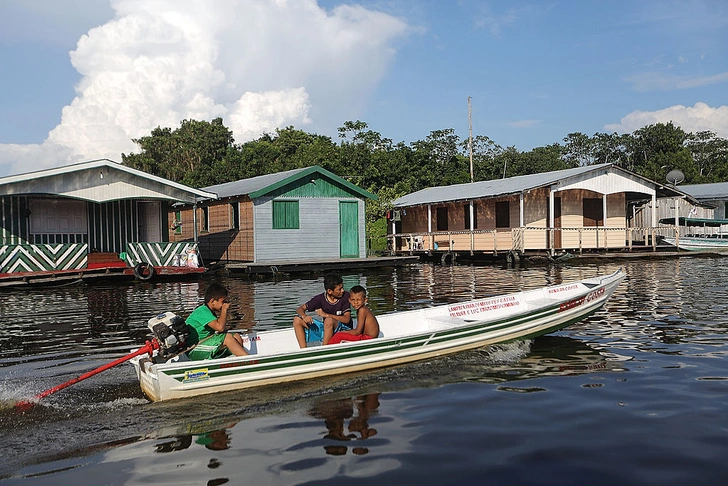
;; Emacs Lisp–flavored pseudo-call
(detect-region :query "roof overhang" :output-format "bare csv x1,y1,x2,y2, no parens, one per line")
393,164,702,208
0,159,217,204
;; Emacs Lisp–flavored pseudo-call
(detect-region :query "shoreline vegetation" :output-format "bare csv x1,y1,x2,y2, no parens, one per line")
122,118,728,253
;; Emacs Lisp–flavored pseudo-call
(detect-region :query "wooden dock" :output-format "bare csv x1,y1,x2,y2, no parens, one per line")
0,265,206,288
222,256,420,275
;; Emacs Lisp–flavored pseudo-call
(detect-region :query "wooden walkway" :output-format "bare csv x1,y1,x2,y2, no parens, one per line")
223,256,420,275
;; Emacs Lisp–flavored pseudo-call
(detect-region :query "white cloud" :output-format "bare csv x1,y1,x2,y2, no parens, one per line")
0,143,77,178
228,88,312,141
0,0,408,177
604,102,728,137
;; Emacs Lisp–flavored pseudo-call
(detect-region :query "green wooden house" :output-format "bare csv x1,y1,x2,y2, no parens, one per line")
170,166,377,263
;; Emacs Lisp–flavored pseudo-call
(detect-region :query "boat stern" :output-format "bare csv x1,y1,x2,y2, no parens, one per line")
130,355,163,402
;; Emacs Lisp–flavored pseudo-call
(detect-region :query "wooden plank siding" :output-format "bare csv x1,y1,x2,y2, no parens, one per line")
393,188,629,253
171,196,368,264
170,168,373,264
253,197,366,262
170,198,255,262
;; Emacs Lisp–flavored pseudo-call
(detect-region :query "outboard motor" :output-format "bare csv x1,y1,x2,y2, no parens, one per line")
148,312,190,362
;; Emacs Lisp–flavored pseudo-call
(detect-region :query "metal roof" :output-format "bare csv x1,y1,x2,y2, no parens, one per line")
203,165,377,200
392,163,693,207
679,182,728,201
0,159,217,204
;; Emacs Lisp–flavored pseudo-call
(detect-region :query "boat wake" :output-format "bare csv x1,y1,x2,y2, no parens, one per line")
480,340,533,364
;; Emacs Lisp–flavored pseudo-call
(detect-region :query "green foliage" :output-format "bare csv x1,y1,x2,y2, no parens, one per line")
122,118,236,185
367,217,388,254
122,118,728,211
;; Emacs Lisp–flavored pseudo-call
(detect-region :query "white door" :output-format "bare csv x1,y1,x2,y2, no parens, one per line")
138,201,161,242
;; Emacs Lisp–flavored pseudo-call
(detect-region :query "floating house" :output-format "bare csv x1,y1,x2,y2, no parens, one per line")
646,181,728,237
388,163,701,259
679,182,728,220
0,159,216,282
170,166,377,263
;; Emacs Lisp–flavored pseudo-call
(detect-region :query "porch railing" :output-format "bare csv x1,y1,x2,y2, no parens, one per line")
388,226,680,255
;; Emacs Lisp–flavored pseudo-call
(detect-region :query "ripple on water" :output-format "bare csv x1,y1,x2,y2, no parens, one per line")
3,260,728,482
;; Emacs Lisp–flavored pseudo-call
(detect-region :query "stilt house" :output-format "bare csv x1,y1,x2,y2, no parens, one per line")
0,159,215,274
169,166,377,263
389,163,700,258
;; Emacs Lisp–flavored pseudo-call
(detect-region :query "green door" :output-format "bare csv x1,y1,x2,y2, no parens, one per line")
339,201,359,258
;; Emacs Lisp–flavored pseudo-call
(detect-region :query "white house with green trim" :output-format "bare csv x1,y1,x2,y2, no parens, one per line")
170,166,377,263
0,159,216,274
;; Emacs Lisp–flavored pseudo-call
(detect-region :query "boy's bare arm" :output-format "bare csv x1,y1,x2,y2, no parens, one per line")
335,309,368,336
360,307,380,337
207,303,230,332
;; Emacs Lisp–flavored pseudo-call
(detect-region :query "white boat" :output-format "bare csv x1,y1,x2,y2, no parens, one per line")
661,235,728,251
660,217,728,251
130,269,625,402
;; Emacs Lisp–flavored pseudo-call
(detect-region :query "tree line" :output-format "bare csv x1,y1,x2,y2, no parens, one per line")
121,118,728,242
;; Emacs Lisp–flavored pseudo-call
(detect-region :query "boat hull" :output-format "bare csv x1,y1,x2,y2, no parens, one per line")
131,270,625,402
662,236,728,251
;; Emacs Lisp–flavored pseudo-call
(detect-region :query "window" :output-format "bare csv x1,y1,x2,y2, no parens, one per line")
583,198,603,227
436,207,448,231
230,202,240,230
273,200,299,229
201,207,209,232
495,201,510,228
464,203,478,229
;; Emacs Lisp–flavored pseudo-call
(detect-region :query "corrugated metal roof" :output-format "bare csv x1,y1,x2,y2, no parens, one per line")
680,182,728,200
204,167,309,198
392,163,699,207
203,165,376,200
392,164,614,207
0,159,217,203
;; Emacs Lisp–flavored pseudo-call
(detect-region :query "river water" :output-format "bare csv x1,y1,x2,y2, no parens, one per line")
1,258,728,485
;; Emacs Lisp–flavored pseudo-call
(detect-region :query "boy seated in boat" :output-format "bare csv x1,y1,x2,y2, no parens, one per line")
328,285,380,344
186,283,248,359
293,272,352,347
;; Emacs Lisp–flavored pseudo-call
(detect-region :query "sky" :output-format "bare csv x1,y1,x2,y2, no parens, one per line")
0,0,727,178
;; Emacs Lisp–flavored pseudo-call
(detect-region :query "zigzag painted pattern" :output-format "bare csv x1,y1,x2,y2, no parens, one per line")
0,244,89,273
125,242,199,266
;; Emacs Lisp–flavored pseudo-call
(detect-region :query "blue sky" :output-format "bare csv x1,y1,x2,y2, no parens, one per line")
0,0,726,177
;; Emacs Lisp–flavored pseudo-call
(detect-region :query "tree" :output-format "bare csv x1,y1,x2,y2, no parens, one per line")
464,135,503,181
337,121,393,191
122,118,236,186
628,122,692,182
562,132,595,167
685,131,728,182
592,132,629,167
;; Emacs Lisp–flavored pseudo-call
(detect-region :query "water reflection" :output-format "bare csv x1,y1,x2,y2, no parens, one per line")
5,258,728,480
309,393,380,456
155,419,239,453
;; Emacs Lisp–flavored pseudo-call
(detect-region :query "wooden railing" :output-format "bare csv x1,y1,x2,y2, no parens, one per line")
388,226,680,255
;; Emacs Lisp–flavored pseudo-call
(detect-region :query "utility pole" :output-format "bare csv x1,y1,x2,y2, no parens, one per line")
468,96,474,183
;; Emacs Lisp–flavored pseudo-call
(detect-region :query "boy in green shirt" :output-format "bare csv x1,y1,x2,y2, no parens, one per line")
186,283,248,359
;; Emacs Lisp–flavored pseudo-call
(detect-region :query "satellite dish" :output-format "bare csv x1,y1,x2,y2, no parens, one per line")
666,169,685,185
